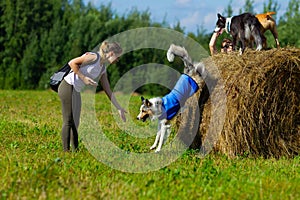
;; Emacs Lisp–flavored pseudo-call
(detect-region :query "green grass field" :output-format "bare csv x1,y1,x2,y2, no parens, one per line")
0,90,299,199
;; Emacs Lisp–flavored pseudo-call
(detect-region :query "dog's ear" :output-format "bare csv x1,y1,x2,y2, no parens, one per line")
141,96,145,102
217,13,225,21
144,99,152,107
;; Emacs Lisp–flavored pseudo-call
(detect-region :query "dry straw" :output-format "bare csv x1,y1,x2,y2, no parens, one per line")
176,47,300,158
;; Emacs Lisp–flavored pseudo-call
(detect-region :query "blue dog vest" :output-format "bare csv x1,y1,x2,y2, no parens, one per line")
159,74,199,120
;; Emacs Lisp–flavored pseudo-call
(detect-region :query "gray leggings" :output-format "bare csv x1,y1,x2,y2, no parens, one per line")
58,80,81,152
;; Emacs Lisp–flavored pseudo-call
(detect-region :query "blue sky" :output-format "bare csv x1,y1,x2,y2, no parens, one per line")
83,0,288,33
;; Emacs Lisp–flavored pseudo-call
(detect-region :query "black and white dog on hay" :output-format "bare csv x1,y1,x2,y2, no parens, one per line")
136,44,209,152
215,12,263,54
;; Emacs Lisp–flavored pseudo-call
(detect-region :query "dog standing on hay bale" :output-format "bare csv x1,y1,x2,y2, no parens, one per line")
215,12,263,54
213,12,279,54
256,12,280,48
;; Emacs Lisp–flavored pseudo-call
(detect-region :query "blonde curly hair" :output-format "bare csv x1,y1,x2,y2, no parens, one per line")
99,41,122,58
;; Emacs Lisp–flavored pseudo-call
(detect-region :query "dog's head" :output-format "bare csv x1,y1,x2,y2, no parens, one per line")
215,13,226,33
136,96,162,122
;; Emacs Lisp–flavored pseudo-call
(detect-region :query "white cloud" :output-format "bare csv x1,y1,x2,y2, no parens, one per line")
203,12,218,31
82,0,288,33
179,11,200,31
175,0,192,5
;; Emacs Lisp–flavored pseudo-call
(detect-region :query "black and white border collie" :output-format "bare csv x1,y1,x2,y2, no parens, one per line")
215,12,263,54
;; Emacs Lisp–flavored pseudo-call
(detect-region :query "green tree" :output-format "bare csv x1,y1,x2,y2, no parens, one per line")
224,0,234,16
263,0,279,17
0,0,189,93
20,34,42,89
239,0,254,14
278,0,300,47
0,0,64,89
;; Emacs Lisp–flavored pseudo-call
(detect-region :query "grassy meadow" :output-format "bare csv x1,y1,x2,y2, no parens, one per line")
0,90,299,199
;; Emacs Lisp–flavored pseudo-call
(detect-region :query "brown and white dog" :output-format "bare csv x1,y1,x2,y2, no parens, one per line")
136,44,208,152
256,12,280,48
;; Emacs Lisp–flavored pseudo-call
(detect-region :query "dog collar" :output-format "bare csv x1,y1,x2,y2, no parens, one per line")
225,17,232,33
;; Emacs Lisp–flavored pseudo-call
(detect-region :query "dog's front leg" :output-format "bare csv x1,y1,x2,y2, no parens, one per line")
150,120,162,150
155,119,168,153
150,130,161,150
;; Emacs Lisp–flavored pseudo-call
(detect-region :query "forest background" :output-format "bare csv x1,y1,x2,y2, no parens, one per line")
0,0,299,94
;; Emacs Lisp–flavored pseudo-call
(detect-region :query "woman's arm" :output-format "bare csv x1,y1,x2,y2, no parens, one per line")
100,73,126,122
209,32,219,55
68,53,97,86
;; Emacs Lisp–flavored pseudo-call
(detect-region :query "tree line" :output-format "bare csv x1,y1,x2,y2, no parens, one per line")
0,0,299,93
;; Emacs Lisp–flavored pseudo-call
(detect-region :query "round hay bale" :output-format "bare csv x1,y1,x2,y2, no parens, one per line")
176,47,300,158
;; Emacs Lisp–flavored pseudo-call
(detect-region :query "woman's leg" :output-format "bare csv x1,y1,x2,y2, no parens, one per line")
71,89,81,151
58,80,78,151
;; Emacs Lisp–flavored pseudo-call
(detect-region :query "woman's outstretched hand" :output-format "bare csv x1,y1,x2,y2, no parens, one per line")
118,108,127,122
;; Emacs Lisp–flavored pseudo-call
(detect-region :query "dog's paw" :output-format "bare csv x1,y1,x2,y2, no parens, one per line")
256,44,262,51
239,48,243,55
150,145,156,150
155,148,161,153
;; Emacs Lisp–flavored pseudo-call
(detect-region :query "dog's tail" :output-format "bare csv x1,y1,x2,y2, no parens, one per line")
256,11,276,19
266,11,276,16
